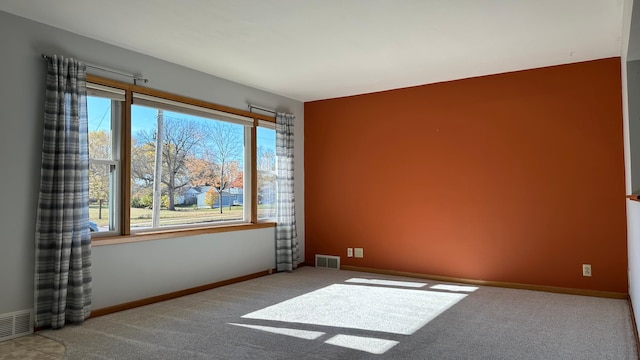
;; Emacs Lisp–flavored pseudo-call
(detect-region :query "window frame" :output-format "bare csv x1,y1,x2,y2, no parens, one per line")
87,83,124,237
129,93,252,231
87,75,276,243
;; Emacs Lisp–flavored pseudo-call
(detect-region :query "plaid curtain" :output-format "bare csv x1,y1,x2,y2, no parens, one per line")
35,55,92,329
275,113,298,272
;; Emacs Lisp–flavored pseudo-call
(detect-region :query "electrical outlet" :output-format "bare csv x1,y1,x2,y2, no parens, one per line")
347,248,353,257
582,264,592,277
354,248,364,258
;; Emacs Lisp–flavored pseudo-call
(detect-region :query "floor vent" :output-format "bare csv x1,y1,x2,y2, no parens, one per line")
0,310,33,342
315,254,340,269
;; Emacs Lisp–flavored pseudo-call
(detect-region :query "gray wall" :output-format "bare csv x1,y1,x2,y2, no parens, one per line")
628,60,640,193
626,60,640,329
625,0,640,332
0,11,304,314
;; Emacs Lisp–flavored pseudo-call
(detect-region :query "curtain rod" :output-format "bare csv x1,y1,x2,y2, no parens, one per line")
248,104,277,115
41,53,149,85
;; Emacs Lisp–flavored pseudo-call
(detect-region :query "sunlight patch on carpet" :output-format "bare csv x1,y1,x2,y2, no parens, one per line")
228,323,325,340
242,284,466,335
344,278,427,288
324,334,399,354
431,284,479,292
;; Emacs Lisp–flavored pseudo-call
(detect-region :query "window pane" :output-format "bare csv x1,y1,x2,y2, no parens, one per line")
257,127,276,221
88,95,119,233
88,97,113,160
88,162,115,231
131,104,247,230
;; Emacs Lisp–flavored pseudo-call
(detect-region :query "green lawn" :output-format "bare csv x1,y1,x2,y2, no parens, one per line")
89,204,275,229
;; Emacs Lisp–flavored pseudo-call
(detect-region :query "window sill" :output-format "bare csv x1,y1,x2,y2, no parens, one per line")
92,222,276,246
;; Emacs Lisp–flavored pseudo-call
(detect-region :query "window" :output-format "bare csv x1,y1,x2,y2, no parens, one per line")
86,77,276,238
87,84,124,234
130,94,251,230
257,121,276,221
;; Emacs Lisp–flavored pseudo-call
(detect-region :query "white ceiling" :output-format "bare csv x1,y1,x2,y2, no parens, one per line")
0,0,625,102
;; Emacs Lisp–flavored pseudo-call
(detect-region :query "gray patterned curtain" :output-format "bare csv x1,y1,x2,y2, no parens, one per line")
35,55,92,329
275,113,298,272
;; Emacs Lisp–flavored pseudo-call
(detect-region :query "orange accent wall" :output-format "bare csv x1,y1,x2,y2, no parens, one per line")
304,58,627,293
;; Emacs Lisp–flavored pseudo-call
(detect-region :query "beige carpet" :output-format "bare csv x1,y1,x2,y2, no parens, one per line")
42,267,638,359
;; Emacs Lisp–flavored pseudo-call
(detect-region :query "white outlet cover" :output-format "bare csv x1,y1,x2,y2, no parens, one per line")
347,248,353,257
354,248,364,258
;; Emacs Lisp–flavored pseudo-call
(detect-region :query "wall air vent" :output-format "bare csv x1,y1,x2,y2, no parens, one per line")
315,254,340,270
0,310,33,342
